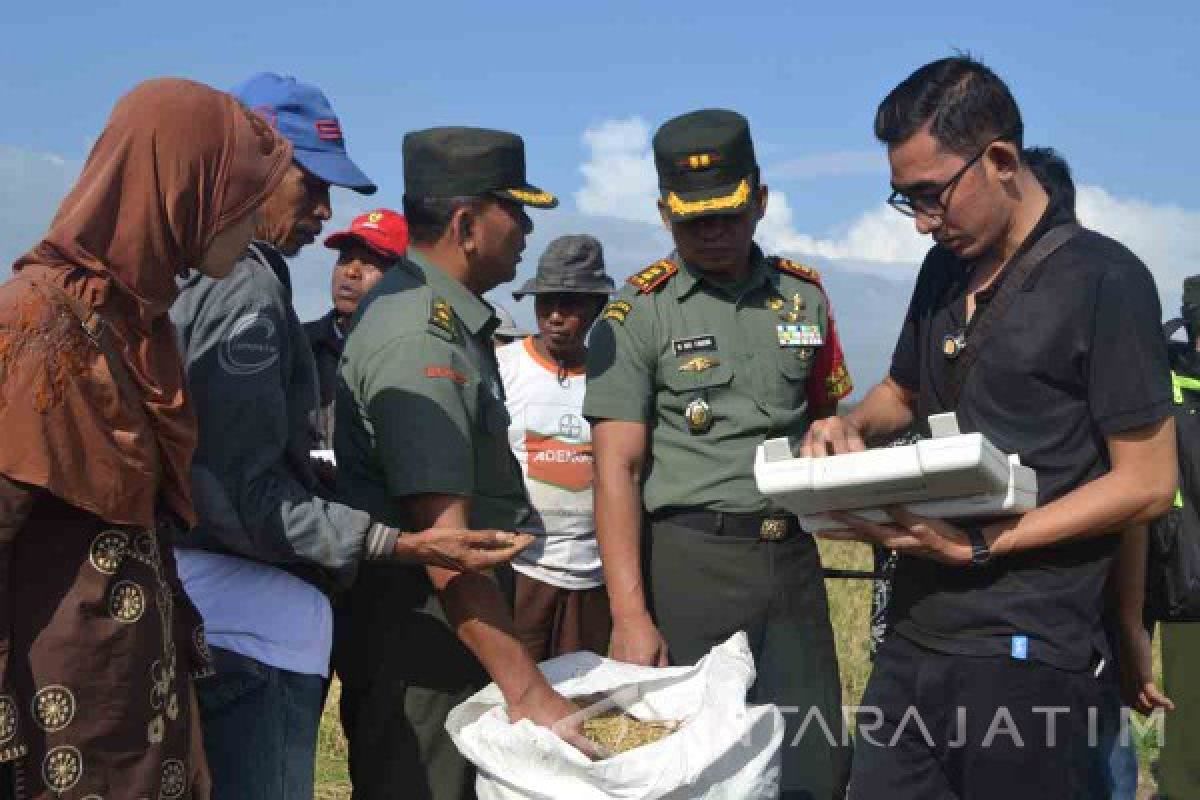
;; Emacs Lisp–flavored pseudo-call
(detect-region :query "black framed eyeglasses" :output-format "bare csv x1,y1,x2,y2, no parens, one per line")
887,134,1008,219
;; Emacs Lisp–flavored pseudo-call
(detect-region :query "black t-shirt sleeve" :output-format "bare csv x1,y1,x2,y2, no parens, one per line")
1088,249,1172,434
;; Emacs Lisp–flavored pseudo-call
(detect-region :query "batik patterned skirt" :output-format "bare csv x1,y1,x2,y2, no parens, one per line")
1,494,212,800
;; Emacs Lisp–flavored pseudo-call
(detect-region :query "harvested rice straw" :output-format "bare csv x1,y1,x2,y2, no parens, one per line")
572,693,683,756
581,711,680,755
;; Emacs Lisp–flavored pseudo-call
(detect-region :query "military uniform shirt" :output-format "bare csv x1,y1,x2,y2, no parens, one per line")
584,246,851,514
335,249,529,531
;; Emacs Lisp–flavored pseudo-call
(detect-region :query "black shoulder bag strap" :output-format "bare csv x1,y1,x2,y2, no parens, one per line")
945,223,1082,408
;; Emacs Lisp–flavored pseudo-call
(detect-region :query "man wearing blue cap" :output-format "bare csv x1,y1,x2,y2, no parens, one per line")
170,74,531,799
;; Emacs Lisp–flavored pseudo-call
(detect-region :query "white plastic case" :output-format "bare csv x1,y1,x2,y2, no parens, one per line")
753,413,1037,532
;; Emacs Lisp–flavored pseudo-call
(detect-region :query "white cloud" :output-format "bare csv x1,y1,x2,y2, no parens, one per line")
574,117,659,225
572,117,929,272
757,192,929,267
571,117,1200,304
1077,186,1200,308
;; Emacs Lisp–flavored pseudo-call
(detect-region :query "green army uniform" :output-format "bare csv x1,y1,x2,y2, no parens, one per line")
1160,622,1200,796
584,110,853,799
332,127,555,800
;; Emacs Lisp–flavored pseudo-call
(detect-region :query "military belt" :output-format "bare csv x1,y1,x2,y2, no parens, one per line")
650,509,801,542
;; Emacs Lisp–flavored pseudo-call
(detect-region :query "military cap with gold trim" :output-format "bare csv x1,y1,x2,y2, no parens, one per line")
403,126,558,208
653,109,757,221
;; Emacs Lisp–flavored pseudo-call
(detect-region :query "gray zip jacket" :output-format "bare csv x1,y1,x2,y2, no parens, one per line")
172,241,390,593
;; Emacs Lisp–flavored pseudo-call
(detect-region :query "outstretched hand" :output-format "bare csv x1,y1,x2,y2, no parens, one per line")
398,529,534,572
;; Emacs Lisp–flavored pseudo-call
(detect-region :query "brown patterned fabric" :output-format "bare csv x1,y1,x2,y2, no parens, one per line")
0,77,291,530
0,77,290,800
0,476,213,799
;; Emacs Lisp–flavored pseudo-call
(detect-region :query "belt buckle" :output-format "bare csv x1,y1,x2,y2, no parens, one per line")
759,517,789,542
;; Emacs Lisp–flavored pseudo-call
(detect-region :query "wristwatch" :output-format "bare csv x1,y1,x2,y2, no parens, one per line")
965,524,993,567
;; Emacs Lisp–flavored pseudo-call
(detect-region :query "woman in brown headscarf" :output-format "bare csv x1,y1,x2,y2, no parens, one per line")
0,78,291,800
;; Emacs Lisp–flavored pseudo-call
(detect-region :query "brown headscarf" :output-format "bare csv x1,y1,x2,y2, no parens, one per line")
0,77,292,529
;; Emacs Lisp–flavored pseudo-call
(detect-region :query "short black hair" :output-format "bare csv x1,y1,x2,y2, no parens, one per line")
875,55,1023,156
1023,146,1076,215
401,194,484,244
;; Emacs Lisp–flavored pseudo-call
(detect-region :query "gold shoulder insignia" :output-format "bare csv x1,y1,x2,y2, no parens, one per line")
774,257,823,287
826,363,853,400
428,297,456,340
627,259,678,294
602,300,632,324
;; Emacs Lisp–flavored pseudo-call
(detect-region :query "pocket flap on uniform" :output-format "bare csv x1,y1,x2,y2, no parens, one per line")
662,354,734,392
777,345,819,381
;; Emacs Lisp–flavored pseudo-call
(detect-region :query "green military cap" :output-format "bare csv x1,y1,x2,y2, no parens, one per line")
402,126,558,209
653,109,758,221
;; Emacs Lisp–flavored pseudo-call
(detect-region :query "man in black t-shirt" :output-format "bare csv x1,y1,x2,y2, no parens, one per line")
804,56,1178,799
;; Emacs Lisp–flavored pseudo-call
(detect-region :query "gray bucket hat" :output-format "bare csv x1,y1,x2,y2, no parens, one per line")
513,234,615,299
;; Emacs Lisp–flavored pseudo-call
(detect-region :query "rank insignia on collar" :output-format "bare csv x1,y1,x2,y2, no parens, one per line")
628,259,678,294
602,300,632,324
678,355,720,373
429,297,456,339
767,295,785,312
774,257,823,287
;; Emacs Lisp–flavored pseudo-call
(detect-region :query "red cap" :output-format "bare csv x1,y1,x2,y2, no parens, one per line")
324,209,409,259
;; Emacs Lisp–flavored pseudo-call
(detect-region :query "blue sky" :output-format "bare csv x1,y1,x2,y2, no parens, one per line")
2,1,1198,388
6,1,1197,217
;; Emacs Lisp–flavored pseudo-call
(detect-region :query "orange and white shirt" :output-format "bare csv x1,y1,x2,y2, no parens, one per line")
497,337,602,589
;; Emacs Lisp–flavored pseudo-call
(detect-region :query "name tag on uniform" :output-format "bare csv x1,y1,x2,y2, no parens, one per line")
777,324,823,348
673,335,717,356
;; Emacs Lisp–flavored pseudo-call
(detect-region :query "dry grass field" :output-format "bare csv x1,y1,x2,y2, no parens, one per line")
313,541,1162,798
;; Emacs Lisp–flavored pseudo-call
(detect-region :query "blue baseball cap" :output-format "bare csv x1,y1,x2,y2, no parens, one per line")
232,73,377,195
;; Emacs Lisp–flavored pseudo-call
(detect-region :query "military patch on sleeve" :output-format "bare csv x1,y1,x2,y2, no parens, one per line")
627,259,678,294
825,363,853,400
773,257,823,287
602,300,632,324
425,364,467,385
428,297,457,341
